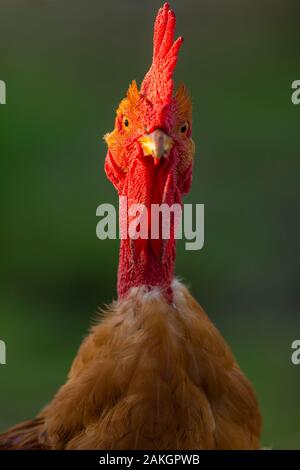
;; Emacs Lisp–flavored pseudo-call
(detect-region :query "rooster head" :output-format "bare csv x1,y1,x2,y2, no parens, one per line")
104,2,194,182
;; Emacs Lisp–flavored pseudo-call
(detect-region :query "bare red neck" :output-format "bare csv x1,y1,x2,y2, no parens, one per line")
116,155,179,302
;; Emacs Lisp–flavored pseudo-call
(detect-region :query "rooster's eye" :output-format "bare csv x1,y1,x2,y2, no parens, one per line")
124,118,129,128
180,122,189,134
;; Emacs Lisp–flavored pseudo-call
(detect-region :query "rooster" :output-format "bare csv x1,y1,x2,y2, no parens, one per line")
0,3,261,450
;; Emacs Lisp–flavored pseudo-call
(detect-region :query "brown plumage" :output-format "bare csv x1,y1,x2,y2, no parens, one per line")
0,3,262,450
0,282,261,449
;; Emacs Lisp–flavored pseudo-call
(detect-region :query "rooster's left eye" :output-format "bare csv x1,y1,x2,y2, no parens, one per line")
180,122,189,134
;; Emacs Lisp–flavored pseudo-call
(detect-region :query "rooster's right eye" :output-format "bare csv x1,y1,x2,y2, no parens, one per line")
124,118,129,128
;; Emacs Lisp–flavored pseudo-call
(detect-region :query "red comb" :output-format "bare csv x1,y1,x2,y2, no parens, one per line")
141,3,183,104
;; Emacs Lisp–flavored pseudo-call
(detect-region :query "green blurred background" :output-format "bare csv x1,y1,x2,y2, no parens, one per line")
0,0,299,449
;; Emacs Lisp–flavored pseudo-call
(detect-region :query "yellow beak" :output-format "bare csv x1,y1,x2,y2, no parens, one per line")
139,129,173,165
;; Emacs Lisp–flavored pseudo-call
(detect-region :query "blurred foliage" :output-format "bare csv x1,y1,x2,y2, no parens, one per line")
0,0,300,448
